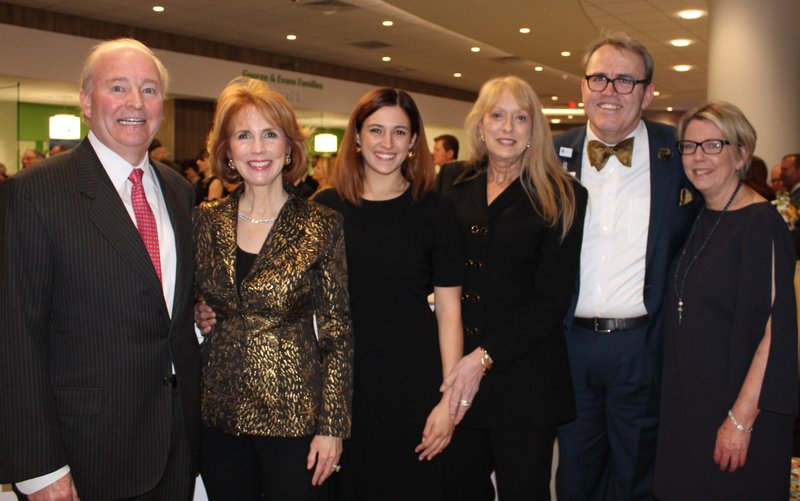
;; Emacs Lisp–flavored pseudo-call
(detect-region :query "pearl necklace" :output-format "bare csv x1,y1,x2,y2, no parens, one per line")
672,181,742,325
238,213,278,224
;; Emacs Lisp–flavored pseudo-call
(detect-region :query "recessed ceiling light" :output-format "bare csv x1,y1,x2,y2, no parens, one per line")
382,56,391,62
561,51,571,57
667,106,674,112
152,5,164,12
551,96,558,101
578,102,584,108
567,115,574,120
470,47,481,53
382,20,393,27
653,91,661,96
678,9,705,19
551,118,561,124
519,27,531,34
453,72,463,78
670,39,692,47
286,34,297,40
673,64,692,72
534,66,543,72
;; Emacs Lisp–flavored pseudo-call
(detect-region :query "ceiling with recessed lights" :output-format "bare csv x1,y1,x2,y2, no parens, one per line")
0,0,709,116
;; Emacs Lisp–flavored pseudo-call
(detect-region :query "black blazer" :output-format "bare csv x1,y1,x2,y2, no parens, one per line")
0,138,200,499
436,160,588,428
554,120,701,380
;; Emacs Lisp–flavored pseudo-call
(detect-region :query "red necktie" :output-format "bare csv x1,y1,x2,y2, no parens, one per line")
128,168,162,281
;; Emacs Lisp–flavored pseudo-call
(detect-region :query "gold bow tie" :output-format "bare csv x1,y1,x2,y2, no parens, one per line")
587,137,634,171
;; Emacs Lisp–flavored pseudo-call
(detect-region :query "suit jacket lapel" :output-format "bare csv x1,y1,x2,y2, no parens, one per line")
76,139,168,316
556,129,586,181
152,161,192,321
644,121,675,280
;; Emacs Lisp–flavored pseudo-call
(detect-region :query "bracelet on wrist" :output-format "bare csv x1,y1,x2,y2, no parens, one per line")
727,410,753,433
479,348,493,375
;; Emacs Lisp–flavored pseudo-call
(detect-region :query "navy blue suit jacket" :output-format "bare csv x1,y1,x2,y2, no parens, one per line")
555,120,700,382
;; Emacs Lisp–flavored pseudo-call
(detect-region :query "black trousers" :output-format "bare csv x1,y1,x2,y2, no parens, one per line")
200,426,327,501
443,424,557,501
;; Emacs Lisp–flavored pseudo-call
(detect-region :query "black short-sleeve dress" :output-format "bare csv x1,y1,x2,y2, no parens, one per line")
654,202,799,500
314,187,463,501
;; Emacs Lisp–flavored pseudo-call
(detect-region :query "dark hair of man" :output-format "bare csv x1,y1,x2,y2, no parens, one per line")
434,134,459,160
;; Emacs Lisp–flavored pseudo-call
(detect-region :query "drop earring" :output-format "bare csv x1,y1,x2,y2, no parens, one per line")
227,158,236,171
407,150,415,160
285,153,292,166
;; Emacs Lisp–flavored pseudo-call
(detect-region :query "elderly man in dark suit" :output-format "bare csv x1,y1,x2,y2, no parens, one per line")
0,38,199,501
554,32,700,500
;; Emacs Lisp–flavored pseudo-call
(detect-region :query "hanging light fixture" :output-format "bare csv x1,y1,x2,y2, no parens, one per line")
49,114,81,140
313,113,338,153
314,133,337,153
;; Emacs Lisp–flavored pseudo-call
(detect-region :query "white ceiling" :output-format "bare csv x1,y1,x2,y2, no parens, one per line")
1,0,709,118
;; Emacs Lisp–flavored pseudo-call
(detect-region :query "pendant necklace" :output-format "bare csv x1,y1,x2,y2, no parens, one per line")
672,180,742,325
238,213,278,224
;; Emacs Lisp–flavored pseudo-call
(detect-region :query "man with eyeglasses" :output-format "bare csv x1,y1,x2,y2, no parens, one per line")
554,32,700,501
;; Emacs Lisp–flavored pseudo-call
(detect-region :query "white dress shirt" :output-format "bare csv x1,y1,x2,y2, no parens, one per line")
574,120,651,319
17,132,178,495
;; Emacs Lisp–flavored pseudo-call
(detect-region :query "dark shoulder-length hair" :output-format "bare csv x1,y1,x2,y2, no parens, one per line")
333,88,434,204
207,76,309,184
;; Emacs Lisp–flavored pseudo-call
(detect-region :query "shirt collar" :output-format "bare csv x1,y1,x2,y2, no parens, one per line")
87,131,154,191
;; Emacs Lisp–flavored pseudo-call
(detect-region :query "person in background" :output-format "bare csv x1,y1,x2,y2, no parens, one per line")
437,75,587,500
432,134,459,170
554,32,700,501
20,148,45,169
0,37,200,501
194,149,223,205
771,163,787,193
780,153,800,207
194,76,352,501
48,144,71,156
310,156,333,198
744,155,775,201
183,163,201,185
311,87,464,501
654,100,798,500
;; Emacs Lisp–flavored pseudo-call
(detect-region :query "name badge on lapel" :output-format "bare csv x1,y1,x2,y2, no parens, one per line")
559,147,573,158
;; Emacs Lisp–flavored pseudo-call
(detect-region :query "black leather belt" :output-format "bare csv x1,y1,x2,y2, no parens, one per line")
573,315,649,333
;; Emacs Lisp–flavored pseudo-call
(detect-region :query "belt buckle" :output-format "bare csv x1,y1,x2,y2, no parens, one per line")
594,318,612,334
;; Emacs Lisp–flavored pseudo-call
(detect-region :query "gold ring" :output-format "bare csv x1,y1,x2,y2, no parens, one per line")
460,399,471,407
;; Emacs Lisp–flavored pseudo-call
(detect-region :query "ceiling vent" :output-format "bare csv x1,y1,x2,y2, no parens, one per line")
351,40,392,50
295,0,356,13
494,56,523,64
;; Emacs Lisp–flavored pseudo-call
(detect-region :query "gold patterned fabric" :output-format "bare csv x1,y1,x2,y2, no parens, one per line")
193,190,353,438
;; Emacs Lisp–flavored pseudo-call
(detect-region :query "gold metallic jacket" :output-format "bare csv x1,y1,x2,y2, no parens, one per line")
193,190,353,438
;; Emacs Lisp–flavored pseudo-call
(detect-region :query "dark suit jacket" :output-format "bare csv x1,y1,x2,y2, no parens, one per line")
436,160,588,428
0,138,200,499
554,120,701,381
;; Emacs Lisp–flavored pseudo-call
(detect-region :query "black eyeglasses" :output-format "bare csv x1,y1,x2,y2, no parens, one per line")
676,139,731,155
584,74,650,94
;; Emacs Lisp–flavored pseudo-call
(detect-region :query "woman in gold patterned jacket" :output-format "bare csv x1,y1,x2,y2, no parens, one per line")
193,76,353,501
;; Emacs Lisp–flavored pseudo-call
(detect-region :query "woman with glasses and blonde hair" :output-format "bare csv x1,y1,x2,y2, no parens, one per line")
436,75,587,500
654,100,798,500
